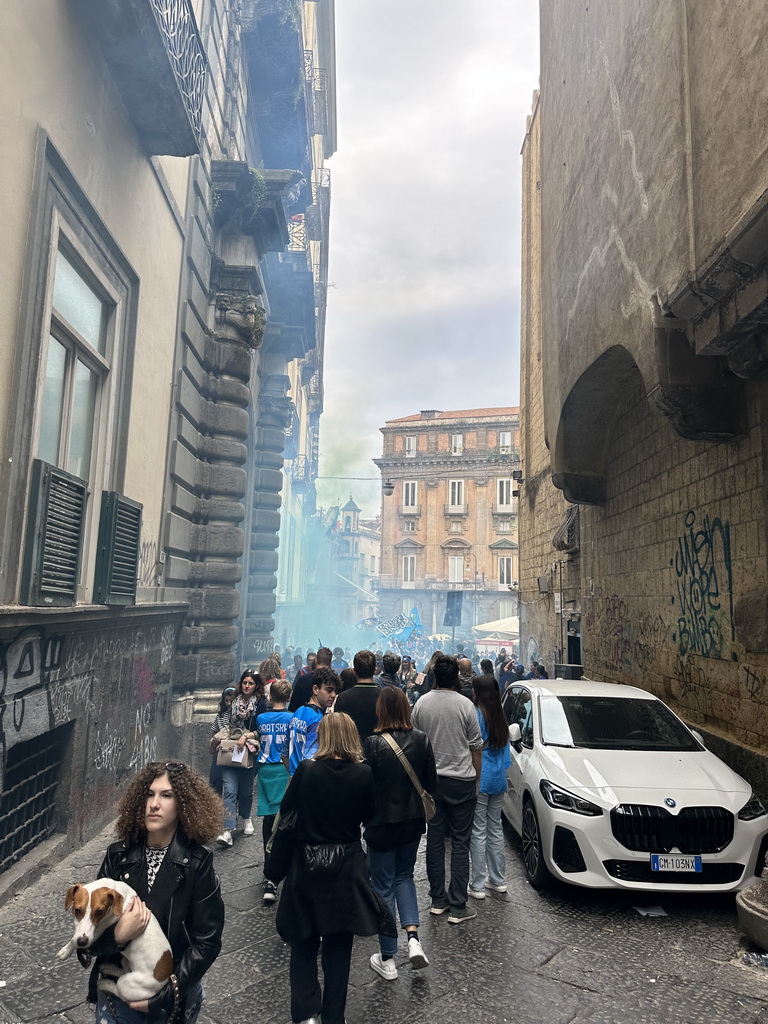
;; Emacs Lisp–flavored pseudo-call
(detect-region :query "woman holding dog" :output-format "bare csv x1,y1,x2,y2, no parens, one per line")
89,761,225,1022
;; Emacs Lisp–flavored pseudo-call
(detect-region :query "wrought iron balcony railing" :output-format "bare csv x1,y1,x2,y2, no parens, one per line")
76,0,206,156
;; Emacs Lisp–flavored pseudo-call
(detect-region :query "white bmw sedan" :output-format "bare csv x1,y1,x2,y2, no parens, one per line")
501,679,768,892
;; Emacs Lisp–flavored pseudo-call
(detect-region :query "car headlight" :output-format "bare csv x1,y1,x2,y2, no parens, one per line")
738,794,767,821
539,780,602,816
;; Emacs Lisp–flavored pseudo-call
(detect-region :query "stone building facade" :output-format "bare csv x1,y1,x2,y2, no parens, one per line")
0,0,335,874
376,409,520,641
519,0,768,790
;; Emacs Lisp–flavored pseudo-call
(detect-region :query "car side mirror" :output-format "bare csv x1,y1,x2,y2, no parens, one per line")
691,729,705,747
509,722,522,750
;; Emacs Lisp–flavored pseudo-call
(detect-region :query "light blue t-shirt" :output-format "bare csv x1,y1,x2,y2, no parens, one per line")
288,704,324,775
256,710,292,765
476,709,511,795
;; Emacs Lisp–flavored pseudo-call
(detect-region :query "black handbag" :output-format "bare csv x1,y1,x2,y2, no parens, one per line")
301,842,346,878
264,808,298,884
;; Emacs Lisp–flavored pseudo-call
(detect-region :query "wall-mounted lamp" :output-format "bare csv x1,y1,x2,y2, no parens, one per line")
512,469,523,498
382,480,395,497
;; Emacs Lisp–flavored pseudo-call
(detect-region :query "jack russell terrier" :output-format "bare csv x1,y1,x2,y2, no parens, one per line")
57,879,173,1003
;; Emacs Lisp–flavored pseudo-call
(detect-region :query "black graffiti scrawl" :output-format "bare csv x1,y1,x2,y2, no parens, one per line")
672,510,734,658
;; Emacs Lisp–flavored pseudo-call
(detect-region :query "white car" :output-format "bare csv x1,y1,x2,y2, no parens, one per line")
501,679,768,892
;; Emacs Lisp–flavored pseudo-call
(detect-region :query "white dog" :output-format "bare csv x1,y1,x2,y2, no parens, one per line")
57,879,173,1002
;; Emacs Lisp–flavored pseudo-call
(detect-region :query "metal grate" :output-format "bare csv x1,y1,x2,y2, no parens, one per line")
610,804,734,854
0,723,72,874
148,0,207,145
604,859,743,885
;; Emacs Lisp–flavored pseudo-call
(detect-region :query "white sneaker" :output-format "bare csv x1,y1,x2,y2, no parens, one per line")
407,936,429,969
486,882,508,893
216,830,233,847
468,888,486,900
369,953,398,980
242,818,255,836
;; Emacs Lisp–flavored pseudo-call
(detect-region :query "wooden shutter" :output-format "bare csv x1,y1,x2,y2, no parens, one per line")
21,460,87,606
94,491,142,605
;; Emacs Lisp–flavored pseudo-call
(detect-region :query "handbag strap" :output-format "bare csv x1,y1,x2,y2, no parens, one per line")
381,732,428,801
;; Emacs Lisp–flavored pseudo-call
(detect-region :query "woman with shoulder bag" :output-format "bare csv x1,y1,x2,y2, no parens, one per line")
468,674,512,899
274,713,394,1024
363,686,437,979
209,686,236,795
216,670,267,848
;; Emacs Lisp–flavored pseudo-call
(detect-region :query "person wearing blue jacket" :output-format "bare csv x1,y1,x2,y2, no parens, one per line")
468,673,512,899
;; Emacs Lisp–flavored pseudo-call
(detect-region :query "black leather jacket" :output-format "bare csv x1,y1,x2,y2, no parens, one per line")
364,728,437,825
87,828,224,1016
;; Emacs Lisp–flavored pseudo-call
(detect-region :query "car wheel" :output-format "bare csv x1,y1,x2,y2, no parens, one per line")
521,798,552,889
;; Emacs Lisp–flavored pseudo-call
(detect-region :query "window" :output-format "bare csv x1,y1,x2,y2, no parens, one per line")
499,430,512,453
449,479,464,507
451,433,464,455
404,435,416,457
403,555,416,582
38,247,111,482
499,599,515,618
404,521,415,533
497,520,511,533
449,556,464,583
370,554,376,571
403,481,417,507
11,143,140,607
497,478,512,507
499,557,513,585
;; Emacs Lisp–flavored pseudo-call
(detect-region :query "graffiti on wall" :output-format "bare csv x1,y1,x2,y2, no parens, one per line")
0,622,176,797
671,509,733,658
585,593,670,678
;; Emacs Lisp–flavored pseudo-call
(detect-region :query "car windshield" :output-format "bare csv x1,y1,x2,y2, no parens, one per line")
539,695,702,751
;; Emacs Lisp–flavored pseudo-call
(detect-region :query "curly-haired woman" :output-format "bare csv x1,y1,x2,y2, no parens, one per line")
216,669,268,847
87,761,225,1023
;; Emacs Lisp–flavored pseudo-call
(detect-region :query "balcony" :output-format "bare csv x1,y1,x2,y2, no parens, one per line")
492,503,516,516
76,0,206,155
444,504,468,516
261,252,316,360
423,580,484,591
290,455,314,493
242,9,311,176
282,402,300,460
398,504,422,516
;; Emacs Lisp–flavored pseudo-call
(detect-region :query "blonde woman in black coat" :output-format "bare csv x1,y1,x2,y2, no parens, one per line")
274,713,394,1024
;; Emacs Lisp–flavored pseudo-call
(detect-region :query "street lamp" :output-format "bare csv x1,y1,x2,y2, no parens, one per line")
382,480,395,497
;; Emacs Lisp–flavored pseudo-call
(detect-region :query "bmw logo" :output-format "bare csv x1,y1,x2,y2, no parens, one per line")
664,797,676,808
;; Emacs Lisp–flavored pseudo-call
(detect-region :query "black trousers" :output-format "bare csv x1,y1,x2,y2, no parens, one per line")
425,776,477,908
262,813,276,856
289,931,354,1024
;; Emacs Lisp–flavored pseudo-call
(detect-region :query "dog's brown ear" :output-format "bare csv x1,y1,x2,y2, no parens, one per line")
65,885,79,911
110,891,125,917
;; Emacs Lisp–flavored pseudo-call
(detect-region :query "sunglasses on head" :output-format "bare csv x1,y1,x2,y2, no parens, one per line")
149,762,186,775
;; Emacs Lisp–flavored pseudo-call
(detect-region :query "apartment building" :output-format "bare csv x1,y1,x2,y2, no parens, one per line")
375,409,520,639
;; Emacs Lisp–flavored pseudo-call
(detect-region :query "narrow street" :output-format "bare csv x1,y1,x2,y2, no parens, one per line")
1,822,767,1024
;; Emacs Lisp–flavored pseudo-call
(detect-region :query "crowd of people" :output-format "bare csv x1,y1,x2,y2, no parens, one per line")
85,642,522,1024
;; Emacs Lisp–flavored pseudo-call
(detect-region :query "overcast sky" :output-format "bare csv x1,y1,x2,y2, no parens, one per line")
316,1,540,517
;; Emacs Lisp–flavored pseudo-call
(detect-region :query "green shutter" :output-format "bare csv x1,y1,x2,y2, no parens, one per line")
21,459,87,606
94,491,142,605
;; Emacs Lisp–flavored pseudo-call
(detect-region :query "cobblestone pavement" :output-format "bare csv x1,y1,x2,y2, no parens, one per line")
1,821,768,1024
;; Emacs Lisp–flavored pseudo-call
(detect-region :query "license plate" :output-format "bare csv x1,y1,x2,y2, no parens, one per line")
650,854,702,872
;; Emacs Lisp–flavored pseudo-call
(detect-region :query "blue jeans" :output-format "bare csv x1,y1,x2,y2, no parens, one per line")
95,984,203,1023
469,791,506,890
221,764,256,830
368,839,421,957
